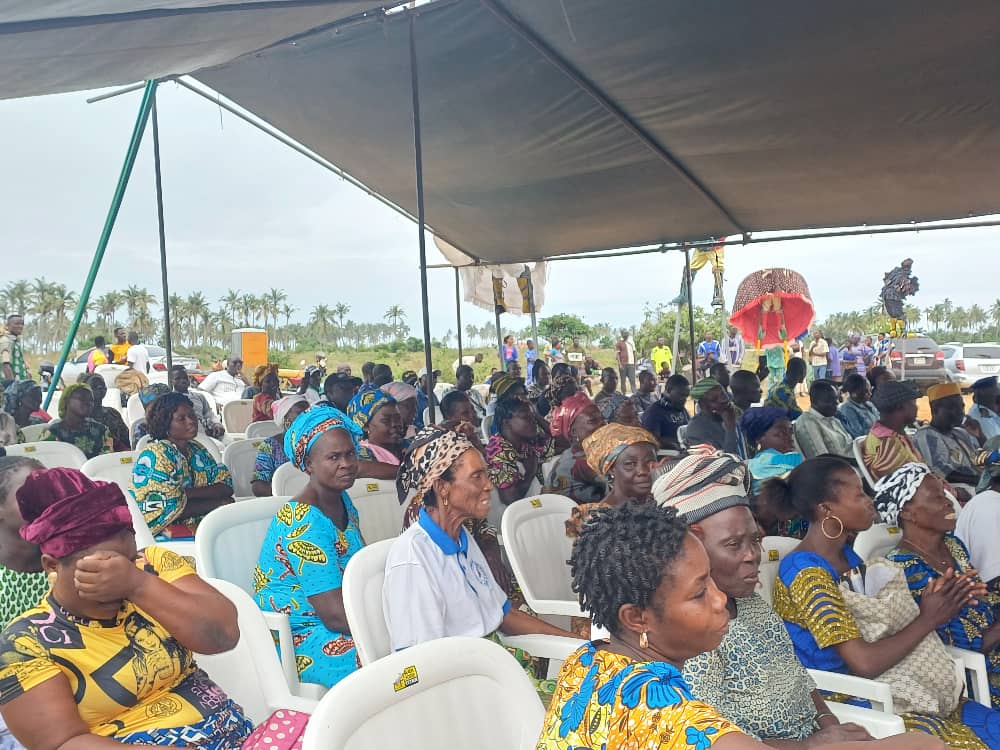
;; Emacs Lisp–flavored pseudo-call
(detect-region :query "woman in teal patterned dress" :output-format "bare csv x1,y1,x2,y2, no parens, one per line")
41,383,112,459
130,393,233,538
253,405,365,688
876,463,1000,710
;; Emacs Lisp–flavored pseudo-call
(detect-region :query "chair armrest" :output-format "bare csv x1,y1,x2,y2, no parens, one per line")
807,669,895,714
498,634,584,662
947,646,991,707
270,695,320,715
826,702,905,738
262,610,301,694
521,598,587,619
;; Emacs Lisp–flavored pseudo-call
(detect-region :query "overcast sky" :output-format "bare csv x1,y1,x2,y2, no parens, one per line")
2,81,997,341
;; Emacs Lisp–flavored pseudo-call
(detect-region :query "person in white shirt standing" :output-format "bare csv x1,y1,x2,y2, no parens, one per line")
125,331,150,375
807,329,830,381
197,355,248,406
615,330,637,395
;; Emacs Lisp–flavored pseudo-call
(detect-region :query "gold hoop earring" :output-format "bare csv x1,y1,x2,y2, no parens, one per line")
639,631,649,649
821,514,844,540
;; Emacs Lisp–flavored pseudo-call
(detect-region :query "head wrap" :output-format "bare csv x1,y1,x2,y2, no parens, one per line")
690,377,723,402
550,391,596,439
284,404,363,471
652,445,750,523
381,381,418,402
871,379,919,413
582,423,658,477
598,393,629,422
57,383,91,419
489,374,524,401
739,406,790,444
18,468,133,558
926,382,962,403
872,462,933,526
347,389,396,433
747,449,804,491
4,380,40,413
251,364,268,388
273,395,308,427
544,374,578,408
138,383,170,407
303,365,323,387
396,427,476,507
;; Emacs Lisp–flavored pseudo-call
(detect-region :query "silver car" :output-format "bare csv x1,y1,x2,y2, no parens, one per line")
942,342,1000,390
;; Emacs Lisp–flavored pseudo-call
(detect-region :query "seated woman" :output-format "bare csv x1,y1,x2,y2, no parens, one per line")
87,374,130,452
382,428,573,676
772,456,1000,747
381,381,419,437
485,396,555,507
4,380,47,431
741,406,804,489
656,449,872,746
538,501,937,750
254,406,365,688
0,468,252,750
544,390,607,504
297,365,323,405
347,389,406,465
251,367,281,422
598,391,642,427
131,393,233,538
41,383,112,459
877,463,1000,710
0,456,47,626
251,395,309,497
131,383,170,446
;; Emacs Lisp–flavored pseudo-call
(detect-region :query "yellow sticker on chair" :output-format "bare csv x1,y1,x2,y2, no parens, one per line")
120,456,133,464
366,483,378,493
530,498,542,508
23,446,35,453
768,549,780,562
393,665,419,692
887,526,900,535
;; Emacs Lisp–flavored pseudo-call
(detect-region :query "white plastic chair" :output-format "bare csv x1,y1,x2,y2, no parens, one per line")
481,414,494,441
347,478,407,543
852,523,902,563
94,363,126,388
853,436,878,487
756,535,800,606
500,494,584,618
825,701,905,738
17,423,48,443
222,438,265,499
5,441,86,469
302,637,545,750
126,393,146,425
273,462,309,497
102,387,124,412
81,449,136,493
222,399,253,435
132,434,223,463
196,578,318,723
246,420,282,440
344,535,582,668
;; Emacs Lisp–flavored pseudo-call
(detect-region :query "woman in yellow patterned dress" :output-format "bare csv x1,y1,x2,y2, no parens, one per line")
538,501,942,750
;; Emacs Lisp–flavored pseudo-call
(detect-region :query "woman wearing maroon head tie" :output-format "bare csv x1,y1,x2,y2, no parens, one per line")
0,468,253,750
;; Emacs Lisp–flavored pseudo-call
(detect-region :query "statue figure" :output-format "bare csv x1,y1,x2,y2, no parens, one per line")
880,258,919,338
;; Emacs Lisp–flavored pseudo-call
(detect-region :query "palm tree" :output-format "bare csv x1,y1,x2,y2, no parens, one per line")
220,289,241,325
384,305,406,339
310,305,333,341
1,280,32,317
969,304,987,335
465,323,478,346
123,286,156,326
991,300,1000,338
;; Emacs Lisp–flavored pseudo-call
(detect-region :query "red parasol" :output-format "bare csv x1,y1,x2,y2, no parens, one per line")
729,268,815,348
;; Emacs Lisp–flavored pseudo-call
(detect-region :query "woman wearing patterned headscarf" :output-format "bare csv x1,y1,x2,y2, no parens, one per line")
254,405,365,688
250,366,280,422
485,397,555,506
879,464,1000,710
3,380,46,429
347,389,405,465
544,391,607,504
40,383,113,459
383,427,574,698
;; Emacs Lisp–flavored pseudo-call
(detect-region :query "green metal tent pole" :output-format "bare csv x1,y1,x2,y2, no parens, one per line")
44,80,158,411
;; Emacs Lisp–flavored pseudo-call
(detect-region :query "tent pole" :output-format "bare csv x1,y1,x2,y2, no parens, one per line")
495,307,504,372
409,15,435,425
526,265,539,356
44,80,158,411
684,245,697,384
151,88,173,371
455,268,463,366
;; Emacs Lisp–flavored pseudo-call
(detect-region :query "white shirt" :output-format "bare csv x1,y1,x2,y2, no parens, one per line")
625,339,636,365
197,370,247,404
126,344,150,374
383,509,509,652
451,356,478,376
956,489,1000,583
808,338,830,366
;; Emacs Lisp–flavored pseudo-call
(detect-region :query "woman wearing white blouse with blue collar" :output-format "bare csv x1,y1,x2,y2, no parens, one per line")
383,428,572,652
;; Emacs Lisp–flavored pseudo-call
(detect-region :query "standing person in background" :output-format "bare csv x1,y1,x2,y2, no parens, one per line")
808,330,830,381
0,314,27,383
826,336,842,383
650,336,673,379
547,337,565,367
697,331,721,377
501,335,518,372
722,325,746,368
86,335,110,373
875,332,893,367
615,330,637,394
524,340,538,386
125,331,150,375
108,326,129,364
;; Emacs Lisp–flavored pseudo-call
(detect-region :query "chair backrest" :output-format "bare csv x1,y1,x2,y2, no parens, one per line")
757,535,801,605
194,496,290,594
302,637,544,750
222,438,266,499
102,387,123,412
81,451,156,551
273,462,309,497
5,441,87,469
246,420,282,440
196,578,312,724
222,399,253,434
677,423,689,449
853,523,902,564
125,393,145,425
17,423,49,443
134,434,152,454
481,414,493,441
348,479,407,544
341,538,395,666
500,494,582,617
853,436,877,487
94,363,127,388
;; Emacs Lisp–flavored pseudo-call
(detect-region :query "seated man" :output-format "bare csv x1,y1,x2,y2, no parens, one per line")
641,374,690,451
861,379,923,481
197,355,248,407
969,376,1000,441
914,382,983,497
793,379,853,459
684,377,739,453
764,356,806,420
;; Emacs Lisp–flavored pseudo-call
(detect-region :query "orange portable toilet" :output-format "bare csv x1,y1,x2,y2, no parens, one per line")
231,328,268,370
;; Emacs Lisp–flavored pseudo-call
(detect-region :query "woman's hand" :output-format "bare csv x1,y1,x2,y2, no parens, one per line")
74,550,145,602
919,568,981,627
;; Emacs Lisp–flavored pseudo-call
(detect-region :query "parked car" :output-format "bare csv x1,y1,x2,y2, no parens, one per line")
885,335,948,390
61,345,200,385
941,342,1000,390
